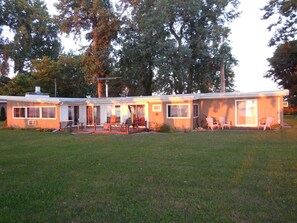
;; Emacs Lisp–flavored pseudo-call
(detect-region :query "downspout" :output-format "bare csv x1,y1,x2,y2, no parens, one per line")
220,59,226,93
145,101,149,129
277,96,281,125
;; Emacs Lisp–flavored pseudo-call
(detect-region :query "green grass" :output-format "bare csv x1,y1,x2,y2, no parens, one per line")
1,117,297,223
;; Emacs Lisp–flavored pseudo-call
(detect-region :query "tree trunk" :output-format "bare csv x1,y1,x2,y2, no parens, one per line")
97,80,104,98
93,27,105,98
220,59,225,92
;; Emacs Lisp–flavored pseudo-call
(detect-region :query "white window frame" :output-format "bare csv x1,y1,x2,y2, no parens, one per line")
41,106,56,119
12,106,57,119
193,104,199,118
27,106,41,118
13,106,26,119
235,99,258,127
166,104,190,119
152,104,162,112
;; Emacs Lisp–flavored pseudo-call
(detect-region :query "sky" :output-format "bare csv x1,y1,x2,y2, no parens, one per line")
46,0,279,92
229,0,279,92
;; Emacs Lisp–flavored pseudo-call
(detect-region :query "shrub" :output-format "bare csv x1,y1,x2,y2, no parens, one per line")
158,124,171,133
284,106,297,115
271,123,282,130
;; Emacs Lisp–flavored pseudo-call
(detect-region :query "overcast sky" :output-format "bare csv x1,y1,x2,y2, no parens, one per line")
229,0,278,92
46,0,279,92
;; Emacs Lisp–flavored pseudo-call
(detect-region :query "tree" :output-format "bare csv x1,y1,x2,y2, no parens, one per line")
56,0,119,97
116,0,170,96
265,40,297,105
31,55,94,97
1,0,61,74
262,0,297,46
0,2,9,77
116,0,239,95
0,73,35,96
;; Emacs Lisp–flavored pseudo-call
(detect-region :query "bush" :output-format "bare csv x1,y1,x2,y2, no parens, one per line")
271,123,282,130
284,106,297,115
158,124,171,133
0,107,6,121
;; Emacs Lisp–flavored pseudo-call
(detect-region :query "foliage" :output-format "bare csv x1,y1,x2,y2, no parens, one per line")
116,0,239,95
0,75,10,88
1,124,297,222
270,123,282,130
55,0,119,97
0,41,10,77
0,106,6,121
262,0,297,46
0,0,61,74
265,40,297,105
0,73,35,96
158,123,172,133
31,55,95,97
284,106,297,115
0,3,9,76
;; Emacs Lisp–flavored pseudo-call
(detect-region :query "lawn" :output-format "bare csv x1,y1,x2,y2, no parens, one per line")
0,117,297,223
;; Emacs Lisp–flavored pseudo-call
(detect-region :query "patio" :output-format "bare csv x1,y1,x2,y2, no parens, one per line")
60,123,149,135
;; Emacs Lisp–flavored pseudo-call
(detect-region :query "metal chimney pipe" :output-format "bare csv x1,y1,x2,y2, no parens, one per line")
35,86,41,93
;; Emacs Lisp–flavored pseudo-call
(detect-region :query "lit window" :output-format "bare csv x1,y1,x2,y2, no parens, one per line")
167,104,189,118
235,100,257,126
115,105,121,117
27,107,40,118
42,107,56,118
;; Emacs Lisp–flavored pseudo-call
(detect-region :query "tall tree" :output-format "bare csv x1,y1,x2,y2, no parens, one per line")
0,1,9,76
116,0,170,96
265,40,297,105
116,0,238,95
1,0,61,74
31,55,94,97
262,0,297,46
56,0,119,97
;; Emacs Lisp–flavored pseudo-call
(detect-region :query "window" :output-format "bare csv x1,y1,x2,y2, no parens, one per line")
13,106,57,119
13,107,25,118
27,107,40,118
42,107,56,119
193,104,199,117
115,105,121,117
128,105,145,118
167,104,190,118
152,104,162,112
106,105,112,123
235,100,257,126
68,106,74,120
68,106,79,124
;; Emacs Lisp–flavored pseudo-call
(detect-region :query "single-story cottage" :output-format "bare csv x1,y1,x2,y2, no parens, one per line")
0,88,289,131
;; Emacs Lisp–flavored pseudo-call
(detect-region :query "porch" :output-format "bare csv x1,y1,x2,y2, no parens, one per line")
60,122,148,135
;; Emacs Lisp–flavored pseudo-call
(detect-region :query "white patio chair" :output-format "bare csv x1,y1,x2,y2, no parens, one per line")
258,117,274,130
218,116,231,129
206,117,219,130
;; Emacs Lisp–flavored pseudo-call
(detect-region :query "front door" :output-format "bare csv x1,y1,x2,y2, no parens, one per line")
86,106,100,126
128,104,145,126
68,106,79,125
86,106,93,126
